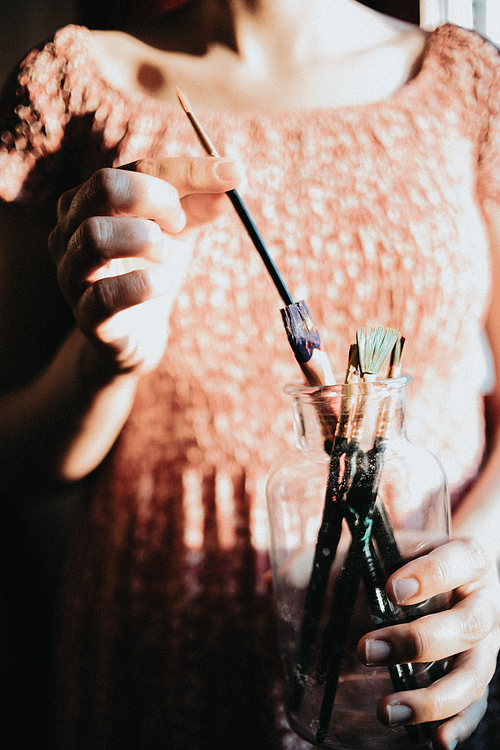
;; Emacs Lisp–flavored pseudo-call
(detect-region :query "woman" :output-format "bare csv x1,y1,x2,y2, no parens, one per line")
0,1,499,748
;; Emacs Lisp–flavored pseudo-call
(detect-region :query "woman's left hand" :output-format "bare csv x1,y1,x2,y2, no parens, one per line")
357,537,500,750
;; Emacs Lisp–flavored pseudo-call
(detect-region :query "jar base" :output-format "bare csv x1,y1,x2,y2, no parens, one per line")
286,671,435,750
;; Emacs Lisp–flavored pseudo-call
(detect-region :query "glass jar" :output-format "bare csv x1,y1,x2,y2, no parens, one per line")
266,377,450,750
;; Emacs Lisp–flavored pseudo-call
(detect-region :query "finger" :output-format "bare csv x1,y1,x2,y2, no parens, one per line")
376,636,496,727
48,169,184,262
431,689,489,750
386,538,490,606
360,588,498,666
71,167,187,233
51,160,243,258
52,167,188,256
133,157,244,230
130,157,243,198
58,216,163,303
74,267,174,334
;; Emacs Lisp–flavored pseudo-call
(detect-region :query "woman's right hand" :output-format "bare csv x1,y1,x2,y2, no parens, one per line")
48,157,243,376
357,537,500,749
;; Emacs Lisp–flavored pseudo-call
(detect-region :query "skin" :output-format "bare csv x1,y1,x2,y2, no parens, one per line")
1,1,499,747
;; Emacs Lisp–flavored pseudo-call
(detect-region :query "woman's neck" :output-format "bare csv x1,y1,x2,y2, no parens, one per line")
91,0,428,111
230,0,414,75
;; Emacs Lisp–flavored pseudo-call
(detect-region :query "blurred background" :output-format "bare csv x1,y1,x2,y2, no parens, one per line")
0,0,499,91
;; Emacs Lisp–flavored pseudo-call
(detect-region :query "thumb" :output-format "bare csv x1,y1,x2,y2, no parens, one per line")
122,157,244,198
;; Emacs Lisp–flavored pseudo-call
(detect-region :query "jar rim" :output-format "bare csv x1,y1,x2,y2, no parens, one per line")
283,374,412,397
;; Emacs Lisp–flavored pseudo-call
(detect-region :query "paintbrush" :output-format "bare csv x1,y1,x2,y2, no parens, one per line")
341,326,399,465
289,344,359,712
371,336,406,573
388,335,405,378
175,88,335,391
175,87,293,307
333,327,401,576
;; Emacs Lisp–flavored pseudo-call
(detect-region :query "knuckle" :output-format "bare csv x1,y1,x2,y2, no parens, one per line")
405,620,430,660
468,667,489,703
426,554,451,590
89,168,130,210
91,272,152,316
133,158,155,175
80,216,105,248
461,537,489,574
128,271,152,300
134,159,172,184
424,683,450,717
135,157,199,192
460,608,488,646
184,158,204,186
91,278,117,315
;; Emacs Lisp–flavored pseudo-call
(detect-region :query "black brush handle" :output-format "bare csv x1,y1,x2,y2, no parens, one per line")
372,500,404,571
316,499,375,684
316,452,378,742
316,517,411,743
290,438,349,712
227,189,294,306
361,536,433,744
315,530,364,744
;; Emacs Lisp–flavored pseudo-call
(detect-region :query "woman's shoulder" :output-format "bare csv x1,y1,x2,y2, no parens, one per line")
1,24,107,129
423,24,500,203
0,25,137,212
1,25,98,101
425,23,500,83
417,24,500,134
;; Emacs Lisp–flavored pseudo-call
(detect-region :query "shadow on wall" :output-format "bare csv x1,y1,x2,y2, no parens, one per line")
0,0,77,90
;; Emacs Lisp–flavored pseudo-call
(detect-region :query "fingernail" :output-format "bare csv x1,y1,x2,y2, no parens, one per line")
449,741,458,750
365,639,392,665
392,577,419,603
386,703,413,726
214,160,243,182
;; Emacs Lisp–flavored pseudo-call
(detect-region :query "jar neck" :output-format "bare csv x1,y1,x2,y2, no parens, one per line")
287,378,410,457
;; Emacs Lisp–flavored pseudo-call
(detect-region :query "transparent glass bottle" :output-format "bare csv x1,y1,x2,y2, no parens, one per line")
266,377,450,750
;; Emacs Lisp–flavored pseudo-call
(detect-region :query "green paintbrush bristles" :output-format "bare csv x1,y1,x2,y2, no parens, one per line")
356,326,400,378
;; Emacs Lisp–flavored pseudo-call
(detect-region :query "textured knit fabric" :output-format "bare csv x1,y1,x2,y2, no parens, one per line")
0,23,500,749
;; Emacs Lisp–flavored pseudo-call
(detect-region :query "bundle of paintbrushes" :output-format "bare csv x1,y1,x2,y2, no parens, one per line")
284,325,441,746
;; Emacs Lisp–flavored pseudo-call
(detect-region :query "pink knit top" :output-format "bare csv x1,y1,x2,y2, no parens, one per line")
1,23,500,749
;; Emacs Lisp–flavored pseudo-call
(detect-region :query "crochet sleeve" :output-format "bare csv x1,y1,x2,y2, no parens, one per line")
0,27,121,222
474,34,500,205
